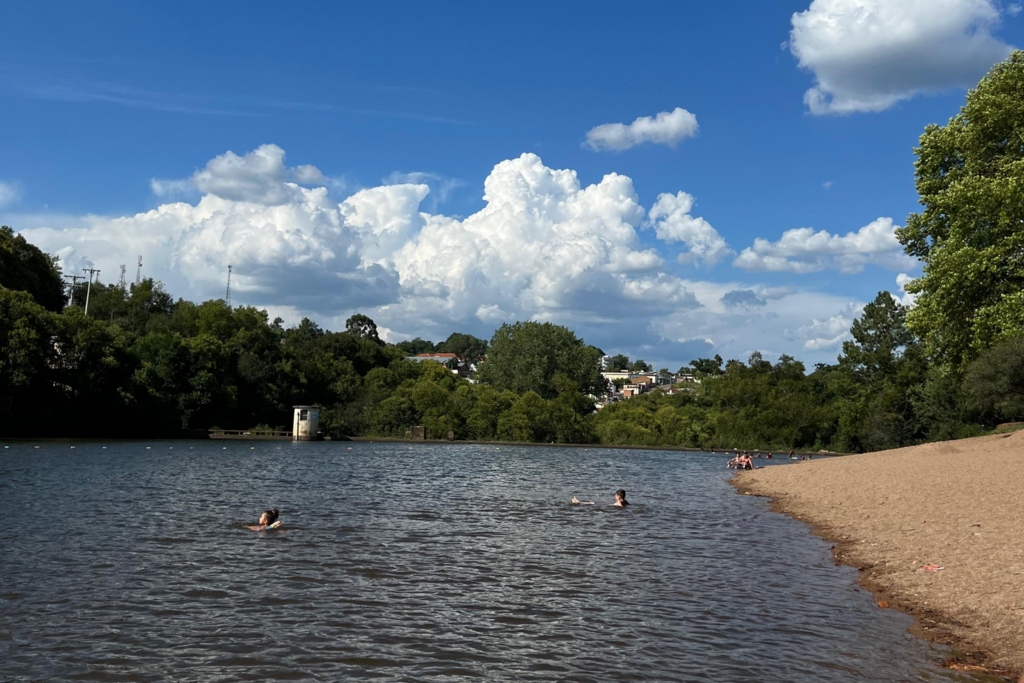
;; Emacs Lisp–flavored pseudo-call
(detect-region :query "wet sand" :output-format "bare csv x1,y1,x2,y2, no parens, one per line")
735,430,1024,678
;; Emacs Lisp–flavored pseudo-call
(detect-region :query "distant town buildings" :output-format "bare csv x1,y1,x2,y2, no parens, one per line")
595,368,701,408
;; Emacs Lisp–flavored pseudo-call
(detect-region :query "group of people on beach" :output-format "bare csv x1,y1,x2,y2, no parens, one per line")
247,491,630,530
727,450,811,469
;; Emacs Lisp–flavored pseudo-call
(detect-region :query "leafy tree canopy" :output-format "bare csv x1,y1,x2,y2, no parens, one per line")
0,225,65,312
476,321,604,399
629,358,652,373
436,332,488,360
608,354,630,371
689,355,723,377
897,51,1024,369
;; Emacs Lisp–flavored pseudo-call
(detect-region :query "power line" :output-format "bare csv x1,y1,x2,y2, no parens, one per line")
82,268,100,316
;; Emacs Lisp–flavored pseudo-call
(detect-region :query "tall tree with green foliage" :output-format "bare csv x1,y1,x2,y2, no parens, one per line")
476,321,605,399
897,51,1024,370
964,334,1024,422
0,226,65,312
0,289,54,431
832,292,927,451
608,354,630,371
436,332,488,360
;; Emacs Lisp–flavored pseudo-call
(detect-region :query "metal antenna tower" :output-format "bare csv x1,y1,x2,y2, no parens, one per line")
135,256,143,286
64,274,85,308
118,265,127,290
225,265,232,307
83,268,100,316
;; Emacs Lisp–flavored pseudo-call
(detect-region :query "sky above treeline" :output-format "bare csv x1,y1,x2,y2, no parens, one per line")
1,1,1021,368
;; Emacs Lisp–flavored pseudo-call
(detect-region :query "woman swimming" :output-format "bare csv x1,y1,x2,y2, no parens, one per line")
246,508,279,531
571,490,629,506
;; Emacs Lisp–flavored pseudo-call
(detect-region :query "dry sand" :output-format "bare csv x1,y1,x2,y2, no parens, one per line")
735,430,1024,678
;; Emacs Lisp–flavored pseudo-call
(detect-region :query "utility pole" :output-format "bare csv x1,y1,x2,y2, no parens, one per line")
118,265,127,290
83,268,100,316
135,256,143,287
64,274,85,308
226,265,232,307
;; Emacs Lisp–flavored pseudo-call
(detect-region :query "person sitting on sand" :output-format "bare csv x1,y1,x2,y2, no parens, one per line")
737,454,754,470
246,508,279,531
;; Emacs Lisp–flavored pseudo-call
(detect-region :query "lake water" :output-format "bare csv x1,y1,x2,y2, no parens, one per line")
0,441,985,682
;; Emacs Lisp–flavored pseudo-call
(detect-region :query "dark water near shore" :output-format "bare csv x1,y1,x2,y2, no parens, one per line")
1,442,985,682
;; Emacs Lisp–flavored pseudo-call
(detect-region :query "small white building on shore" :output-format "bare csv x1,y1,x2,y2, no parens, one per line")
293,405,320,441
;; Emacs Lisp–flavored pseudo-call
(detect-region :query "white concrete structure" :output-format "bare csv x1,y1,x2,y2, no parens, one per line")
292,405,320,441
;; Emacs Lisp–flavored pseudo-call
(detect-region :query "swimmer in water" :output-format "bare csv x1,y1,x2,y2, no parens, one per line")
571,490,629,506
246,508,279,531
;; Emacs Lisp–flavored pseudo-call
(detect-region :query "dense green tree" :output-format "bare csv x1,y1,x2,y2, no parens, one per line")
964,335,1024,422
345,313,383,345
608,354,630,371
0,289,54,430
476,321,605,399
0,226,65,312
839,293,915,379
688,355,723,377
436,332,488,360
629,359,652,373
896,51,1024,369
395,337,436,355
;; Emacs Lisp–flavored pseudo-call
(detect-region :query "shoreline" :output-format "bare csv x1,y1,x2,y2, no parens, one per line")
0,434,843,457
733,431,1024,680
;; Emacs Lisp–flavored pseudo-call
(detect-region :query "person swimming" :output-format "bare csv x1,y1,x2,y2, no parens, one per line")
246,508,279,531
571,490,629,506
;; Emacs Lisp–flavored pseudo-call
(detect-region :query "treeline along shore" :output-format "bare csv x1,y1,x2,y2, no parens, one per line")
2,53,1024,453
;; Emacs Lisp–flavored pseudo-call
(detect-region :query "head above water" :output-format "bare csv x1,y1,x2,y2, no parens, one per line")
615,489,626,501
259,509,279,526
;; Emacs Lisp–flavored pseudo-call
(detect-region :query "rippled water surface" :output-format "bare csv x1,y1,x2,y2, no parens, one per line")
1,441,985,682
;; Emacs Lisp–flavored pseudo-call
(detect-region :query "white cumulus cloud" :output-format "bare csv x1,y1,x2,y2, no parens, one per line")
584,107,698,152
894,272,919,307
790,0,1015,114
150,144,334,204
733,217,918,274
16,144,876,368
647,191,731,266
794,315,854,350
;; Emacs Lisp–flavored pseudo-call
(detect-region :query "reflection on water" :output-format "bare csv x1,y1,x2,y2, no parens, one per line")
0,442,985,682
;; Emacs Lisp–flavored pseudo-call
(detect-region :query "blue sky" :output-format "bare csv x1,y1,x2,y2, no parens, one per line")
1,1,1021,368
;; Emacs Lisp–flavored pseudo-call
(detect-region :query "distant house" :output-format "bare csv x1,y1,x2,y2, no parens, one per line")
601,370,631,383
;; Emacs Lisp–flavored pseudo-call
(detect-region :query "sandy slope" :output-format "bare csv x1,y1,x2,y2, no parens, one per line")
735,430,1024,676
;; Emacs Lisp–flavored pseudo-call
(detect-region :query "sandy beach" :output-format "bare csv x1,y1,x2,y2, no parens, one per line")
735,430,1024,678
